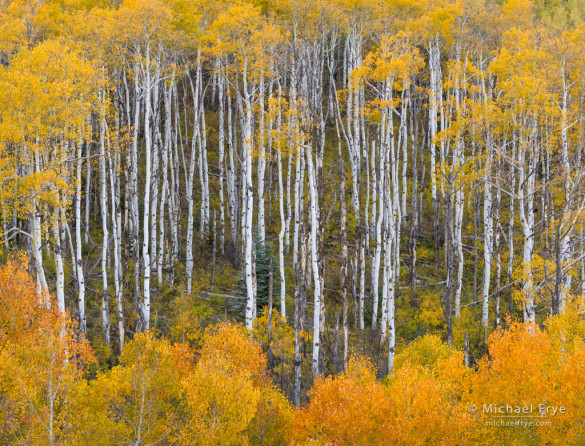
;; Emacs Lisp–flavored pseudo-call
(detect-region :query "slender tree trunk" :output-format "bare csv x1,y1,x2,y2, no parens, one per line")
141,44,153,332
53,208,65,313
131,62,141,319
218,67,226,255
108,127,124,352
257,76,267,243
185,53,202,293
99,91,110,344
75,141,86,334
241,71,257,331
481,134,494,338
306,143,322,378
339,141,349,370
277,122,287,317
429,37,442,269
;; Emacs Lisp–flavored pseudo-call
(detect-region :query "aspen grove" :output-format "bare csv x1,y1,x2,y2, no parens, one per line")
2,0,585,444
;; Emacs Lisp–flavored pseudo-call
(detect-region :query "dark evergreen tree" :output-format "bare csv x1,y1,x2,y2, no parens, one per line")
233,228,281,321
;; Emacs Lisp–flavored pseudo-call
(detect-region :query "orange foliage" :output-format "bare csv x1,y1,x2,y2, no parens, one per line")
0,254,94,445
388,358,471,445
467,321,585,445
292,357,395,445
0,253,45,351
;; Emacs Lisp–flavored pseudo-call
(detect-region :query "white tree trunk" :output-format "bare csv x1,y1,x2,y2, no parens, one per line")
359,236,365,330
241,63,257,331
149,77,161,279
293,146,302,273
218,67,226,255
559,74,573,310
158,80,172,285
141,44,152,331
53,209,65,313
243,123,256,329
185,53,202,294
130,62,141,309
75,141,86,334
257,76,266,243
372,140,384,328
400,86,409,220
108,130,123,351
306,143,322,377
99,91,110,343
277,102,287,317
481,142,493,336
31,209,48,294
198,74,210,237
518,133,536,323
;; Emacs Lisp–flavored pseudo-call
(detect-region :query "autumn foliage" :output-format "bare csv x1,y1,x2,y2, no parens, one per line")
3,0,585,443
0,255,95,445
0,256,584,444
293,320,585,445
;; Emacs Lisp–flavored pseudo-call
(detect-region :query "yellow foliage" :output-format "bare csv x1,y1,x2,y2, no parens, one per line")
68,333,188,446
0,37,97,242
394,333,456,372
254,308,307,366
415,293,445,329
183,322,291,445
545,294,585,357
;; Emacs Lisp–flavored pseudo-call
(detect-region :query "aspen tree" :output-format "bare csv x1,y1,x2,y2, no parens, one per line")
211,2,280,330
